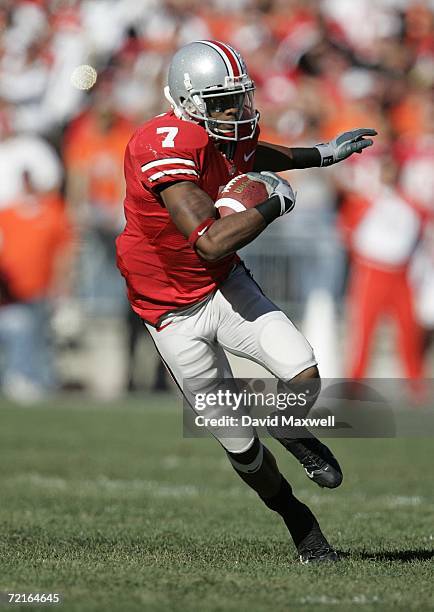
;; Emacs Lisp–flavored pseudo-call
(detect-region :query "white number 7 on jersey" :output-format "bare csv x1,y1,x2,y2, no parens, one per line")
157,127,179,148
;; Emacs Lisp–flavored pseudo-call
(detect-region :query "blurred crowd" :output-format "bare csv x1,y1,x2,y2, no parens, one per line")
0,0,433,401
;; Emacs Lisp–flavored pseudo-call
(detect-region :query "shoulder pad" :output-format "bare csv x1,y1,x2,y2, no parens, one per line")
130,113,207,192
131,114,209,157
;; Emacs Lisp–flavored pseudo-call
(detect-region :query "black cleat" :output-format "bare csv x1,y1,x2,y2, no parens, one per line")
299,547,339,564
297,524,339,564
268,428,343,489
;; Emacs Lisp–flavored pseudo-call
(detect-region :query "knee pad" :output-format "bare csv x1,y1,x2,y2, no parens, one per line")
277,375,321,418
226,438,264,474
258,315,316,379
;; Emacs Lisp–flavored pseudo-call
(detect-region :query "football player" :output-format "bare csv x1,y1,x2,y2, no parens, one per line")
116,40,377,563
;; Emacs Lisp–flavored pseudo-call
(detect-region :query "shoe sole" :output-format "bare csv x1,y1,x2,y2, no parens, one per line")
300,551,339,564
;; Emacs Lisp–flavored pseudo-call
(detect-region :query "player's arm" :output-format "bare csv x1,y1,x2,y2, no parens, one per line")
253,128,378,172
160,180,293,262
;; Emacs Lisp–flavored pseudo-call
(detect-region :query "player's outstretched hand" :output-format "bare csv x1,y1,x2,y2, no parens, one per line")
252,171,297,216
315,128,378,167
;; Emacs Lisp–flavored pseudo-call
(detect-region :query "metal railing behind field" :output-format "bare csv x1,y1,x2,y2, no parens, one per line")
240,225,346,315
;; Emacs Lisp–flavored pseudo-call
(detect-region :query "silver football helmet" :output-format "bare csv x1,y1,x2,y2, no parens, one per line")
164,40,259,141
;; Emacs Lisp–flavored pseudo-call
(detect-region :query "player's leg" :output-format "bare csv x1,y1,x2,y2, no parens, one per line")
215,264,342,488
145,313,253,455
264,366,341,489
145,305,336,562
226,438,338,563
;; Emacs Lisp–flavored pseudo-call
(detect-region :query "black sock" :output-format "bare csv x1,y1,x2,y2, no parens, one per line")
259,476,320,548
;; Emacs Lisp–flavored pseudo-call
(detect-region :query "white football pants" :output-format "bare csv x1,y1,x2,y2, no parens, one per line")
145,264,317,453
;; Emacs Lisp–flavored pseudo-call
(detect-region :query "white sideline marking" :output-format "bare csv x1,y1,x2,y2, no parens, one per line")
8,473,199,498
10,475,425,506
299,491,425,508
299,595,380,606
385,495,422,507
15,474,68,490
162,456,181,469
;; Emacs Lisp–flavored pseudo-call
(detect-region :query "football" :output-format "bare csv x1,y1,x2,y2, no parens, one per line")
215,172,271,217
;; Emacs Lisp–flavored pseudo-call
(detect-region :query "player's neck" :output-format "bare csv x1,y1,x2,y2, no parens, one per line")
216,140,236,161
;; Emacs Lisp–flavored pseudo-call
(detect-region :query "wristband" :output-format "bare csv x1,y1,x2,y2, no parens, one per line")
290,147,322,169
255,195,282,225
188,217,215,247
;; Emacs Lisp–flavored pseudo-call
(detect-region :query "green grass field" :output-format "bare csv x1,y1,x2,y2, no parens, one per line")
0,394,433,612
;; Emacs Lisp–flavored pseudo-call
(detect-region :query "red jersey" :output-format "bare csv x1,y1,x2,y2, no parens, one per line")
116,111,259,326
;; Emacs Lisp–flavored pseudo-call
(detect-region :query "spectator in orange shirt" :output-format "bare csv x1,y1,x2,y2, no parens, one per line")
64,78,134,315
0,173,73,402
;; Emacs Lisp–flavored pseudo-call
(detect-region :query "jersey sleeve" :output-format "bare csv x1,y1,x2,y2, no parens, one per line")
132,120,208,194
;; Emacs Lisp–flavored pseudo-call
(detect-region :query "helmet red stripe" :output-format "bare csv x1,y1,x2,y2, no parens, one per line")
209,40,242,77
198,40,233,77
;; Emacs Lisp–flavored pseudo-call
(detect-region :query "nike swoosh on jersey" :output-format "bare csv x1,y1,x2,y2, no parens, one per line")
198,225,210,236
243,150,256,162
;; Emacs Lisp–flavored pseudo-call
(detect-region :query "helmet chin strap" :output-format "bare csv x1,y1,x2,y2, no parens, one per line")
164,85,215,131
164,86,188,121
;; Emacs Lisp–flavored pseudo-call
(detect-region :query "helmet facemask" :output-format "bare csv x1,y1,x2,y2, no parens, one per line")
167,75,259,141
